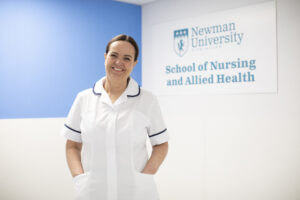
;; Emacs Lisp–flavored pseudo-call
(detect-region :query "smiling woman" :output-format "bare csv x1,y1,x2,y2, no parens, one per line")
104,35,139,103
61,34,169,200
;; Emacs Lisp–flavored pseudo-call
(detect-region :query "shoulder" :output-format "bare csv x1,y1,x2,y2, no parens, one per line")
74,88,94,101
139,88,157,103
135,88,161,112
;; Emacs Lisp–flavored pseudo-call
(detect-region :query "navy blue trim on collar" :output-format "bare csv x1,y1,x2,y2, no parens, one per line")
93,82,140,97
127,85,140,97
92,83,102,95
64,124,81,134
149,128,167,138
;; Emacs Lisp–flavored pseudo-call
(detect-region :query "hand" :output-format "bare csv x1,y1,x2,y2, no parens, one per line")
141,142,168,175
141,169,156,175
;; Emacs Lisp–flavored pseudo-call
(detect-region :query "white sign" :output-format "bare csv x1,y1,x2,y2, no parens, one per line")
147,1,277,95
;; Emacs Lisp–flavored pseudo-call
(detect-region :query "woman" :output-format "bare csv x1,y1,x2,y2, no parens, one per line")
61,34,169,200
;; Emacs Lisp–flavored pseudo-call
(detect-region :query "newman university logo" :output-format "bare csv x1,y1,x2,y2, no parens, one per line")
173,28,189,57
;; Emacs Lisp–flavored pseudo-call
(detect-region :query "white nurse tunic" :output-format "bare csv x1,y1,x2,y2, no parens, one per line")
61,77,169,200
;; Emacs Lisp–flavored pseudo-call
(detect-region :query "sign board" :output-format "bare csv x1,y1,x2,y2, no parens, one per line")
147,1,277,95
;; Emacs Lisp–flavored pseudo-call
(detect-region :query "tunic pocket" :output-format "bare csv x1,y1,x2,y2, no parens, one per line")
132,172,159,200
73,172,90,200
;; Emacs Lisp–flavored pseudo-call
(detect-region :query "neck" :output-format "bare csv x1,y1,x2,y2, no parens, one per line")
104,77,129,97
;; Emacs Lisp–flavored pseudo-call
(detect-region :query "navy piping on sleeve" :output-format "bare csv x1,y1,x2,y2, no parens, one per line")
64,124,81,134
149,128,167,138
127,86,140,97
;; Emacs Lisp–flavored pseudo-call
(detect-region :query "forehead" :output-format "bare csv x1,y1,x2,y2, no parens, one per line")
109,41,135,55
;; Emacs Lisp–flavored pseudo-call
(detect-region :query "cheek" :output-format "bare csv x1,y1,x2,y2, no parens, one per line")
105,59,111,66
126,64,134,70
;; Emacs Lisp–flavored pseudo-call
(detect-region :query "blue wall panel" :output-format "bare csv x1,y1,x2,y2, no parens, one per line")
0,0,141,119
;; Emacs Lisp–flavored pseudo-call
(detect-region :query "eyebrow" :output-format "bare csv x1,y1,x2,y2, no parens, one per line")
111,52,133,58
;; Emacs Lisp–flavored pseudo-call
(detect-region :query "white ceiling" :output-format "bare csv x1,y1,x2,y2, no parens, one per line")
114,0,158,6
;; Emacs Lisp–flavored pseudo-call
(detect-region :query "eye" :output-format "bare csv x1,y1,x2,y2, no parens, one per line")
109,52,118,58
124,57,131,61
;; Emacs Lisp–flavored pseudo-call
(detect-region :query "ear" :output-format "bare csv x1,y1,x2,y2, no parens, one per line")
104,53,107,59
133,60,138,67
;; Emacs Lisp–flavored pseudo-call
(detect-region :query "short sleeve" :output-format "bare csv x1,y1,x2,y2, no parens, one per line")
60,93,83,143
147,96,169,146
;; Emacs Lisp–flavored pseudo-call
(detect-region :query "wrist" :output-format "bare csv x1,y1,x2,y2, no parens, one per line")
72,171,84,177
142,167,158,175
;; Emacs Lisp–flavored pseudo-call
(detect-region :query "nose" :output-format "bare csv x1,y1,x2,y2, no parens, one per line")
115,58,123,65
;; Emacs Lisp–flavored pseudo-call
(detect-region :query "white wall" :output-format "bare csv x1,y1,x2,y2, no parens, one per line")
142,0,300,200
0,118,74,200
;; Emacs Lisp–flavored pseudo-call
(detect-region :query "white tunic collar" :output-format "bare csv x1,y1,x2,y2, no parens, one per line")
92,77,140,105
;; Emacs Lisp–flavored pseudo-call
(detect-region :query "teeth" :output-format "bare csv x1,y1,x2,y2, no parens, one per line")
113,67,123,71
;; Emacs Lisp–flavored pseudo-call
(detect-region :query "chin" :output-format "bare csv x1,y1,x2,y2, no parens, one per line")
108,73,128,80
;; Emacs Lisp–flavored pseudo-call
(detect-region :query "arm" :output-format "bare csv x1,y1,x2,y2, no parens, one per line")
142,142,168,175
66,140,84,177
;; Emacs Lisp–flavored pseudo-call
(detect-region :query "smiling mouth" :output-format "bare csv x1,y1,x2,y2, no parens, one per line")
112,67,124,72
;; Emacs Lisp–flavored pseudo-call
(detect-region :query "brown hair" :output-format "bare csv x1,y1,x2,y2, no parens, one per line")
105,34,139,61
